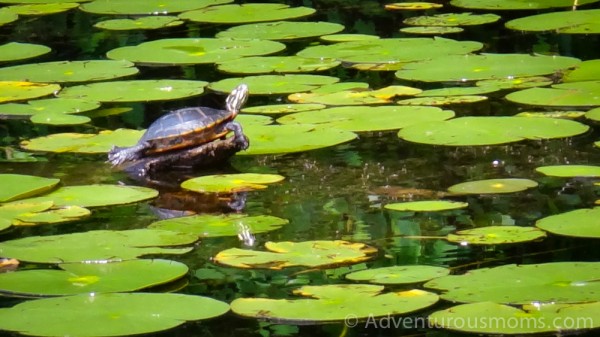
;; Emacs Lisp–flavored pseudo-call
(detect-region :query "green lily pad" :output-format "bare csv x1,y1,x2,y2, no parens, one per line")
0,292,229,336
430,301,600,335
506,9,600,34
277,106,454,132
448,178,538,194
320,33,380,42
400,26,464,35
424,262,600,304
0,42,50,62
309,82,371,93
0,259,188,297
58,79,207,103
0,81,60,103
476,76,553,89
0,229,196,263
386,2,444,10
447,226,546,245
395,53,580,82
0,8,18,26
30,112,91,125
397,95,488,106
4,3,78,15
398,116,589,146
0,98,100,120
385,200,468,212
297,37,482,64
81,0,230,15
25,184,157,208
506,81,600,107
416,86,498,97
586,107,600,121
21,129,145,153
236,114,273,126
242,103,326,115
215,240,377,269
451,0,599,9
217,56,340,74
209,75,339,95
94,16,184,30
0,174,59,202
149,214,289,237
287,86,422,105
231,284,438,324
239,124,357,155
536,207,600,238
517,110,585,119
0,201,89,228
217,21,344,41
346,265,450,284
181,173,285,193
404,12,500,26
564,59,600,82
536,165,600,177
0,60,138,83
106,38,285,66
179,3,316,24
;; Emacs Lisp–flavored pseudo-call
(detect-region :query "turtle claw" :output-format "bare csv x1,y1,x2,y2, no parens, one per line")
226,121,249,150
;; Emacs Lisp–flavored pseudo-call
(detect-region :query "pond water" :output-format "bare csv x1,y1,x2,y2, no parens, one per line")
2,0,600,336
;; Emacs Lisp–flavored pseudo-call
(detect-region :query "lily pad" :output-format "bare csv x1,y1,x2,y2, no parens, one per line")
0,8,18,26
416,86,498,97
320,34,380,42
287,86,422,105
149,214,289,237
404,12,500,26
447,226,546,245
214,240,377,269
181,173,285,193
58,79,207,103
447,178,538,194
517,110,585,119
217,56,340,74
0,229,196,263
179,3,316,24
0,174,59,202
277,106,454,132
346,265,450,284
25,184,157,208
395,53,580,82
80,0,230,15
209,75,339,95
231,284,438,324
397,95,488,106
297,37,482,64
242,103,326,115
476,76,553,89
0,201,89,229
400,26,464,35
239,124,357,155
0,60,138,83
506,81,600,107
4,3,78,15
506,9,600,34
0,98,100,120
536,207,600,238
21,129,145,153
398,116,589,146
30,112,91,125
0,81,60,103
564,59,600,82
217,21,344,41
386,2,443,10
385,200,468,212
536,165,600,177
424,262,600,304
0,292,229,336
430,301,600,335
106,38,286,66
0,42,50,62
0,259,188,297
94,16,184,30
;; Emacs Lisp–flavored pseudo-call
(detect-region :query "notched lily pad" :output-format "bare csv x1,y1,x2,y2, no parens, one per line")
397,95,487,106
217,21,345,41
404,12,500,26
0,42,50,62
0,60,138,83
288,86,422,105
385,200,468,212
0,174,59,202
506,9,600,34
447,226,546,245
0,81,60,103
448,178,538,194
400,26,464,35
506,81,600,107
179,3,316,24
209,75,339,95
214,240,377,269
536,207,600,238
346,265,450,284
0,201,90,227
242,103,326,115
95,16,184,30
4,3,78,15
217,56,340,74
21,129,145,153
451,0,599,10
80,0,231,15
181,173,285,193
149,214,289,237
25,184,158,208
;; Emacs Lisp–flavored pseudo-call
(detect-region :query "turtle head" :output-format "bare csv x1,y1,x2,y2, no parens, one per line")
226,84,249,115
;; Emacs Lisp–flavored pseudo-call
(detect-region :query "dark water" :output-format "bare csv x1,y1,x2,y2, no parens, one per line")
2,1,600,336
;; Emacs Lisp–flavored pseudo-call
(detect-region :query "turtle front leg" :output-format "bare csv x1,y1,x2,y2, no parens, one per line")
107,142,150,166
226,121,249,150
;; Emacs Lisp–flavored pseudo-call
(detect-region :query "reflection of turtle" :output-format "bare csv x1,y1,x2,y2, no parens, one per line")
108,84,249,167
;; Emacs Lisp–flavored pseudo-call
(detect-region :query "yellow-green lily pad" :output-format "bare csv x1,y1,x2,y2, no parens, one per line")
0,8,18,26
404,12,500,26
94,16,184,30
217,56,340,74
564,59,600,82
242,103,326,115
386,2,443,10
0,42,50,62
80,0,230,15
346,265,450,284
448,178,538,194
0,259,188,297
447,226,546,245
506,8,600,34
30,112,91,125
397,95,488,106
178,3,315,24
181,173,285,193
214,240,377,269
400,26,464,35
0,81,60,103
148,214,289,237
209,75,339,95
385,200,468,212
536,207,600,238
517,110,585,119
506,81,600,107
4,2,78,15
21,129,145,153
287,86,422,105
451,0,599,9
24,184,157,208
0,60,138,83
320,34,380,42
0,229,196,263
536,165,600,177
217,21,344,41
476,76,553,89
0,174,59,202
0,201,89,229
231,284,438,324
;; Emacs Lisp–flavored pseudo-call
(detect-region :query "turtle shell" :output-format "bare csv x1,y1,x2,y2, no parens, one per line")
140,106,233,155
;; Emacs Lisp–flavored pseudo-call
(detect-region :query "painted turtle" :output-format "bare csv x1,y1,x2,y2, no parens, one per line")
108,84,249,166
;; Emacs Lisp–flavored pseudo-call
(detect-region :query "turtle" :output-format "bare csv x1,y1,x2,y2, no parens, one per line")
108,84,249,166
